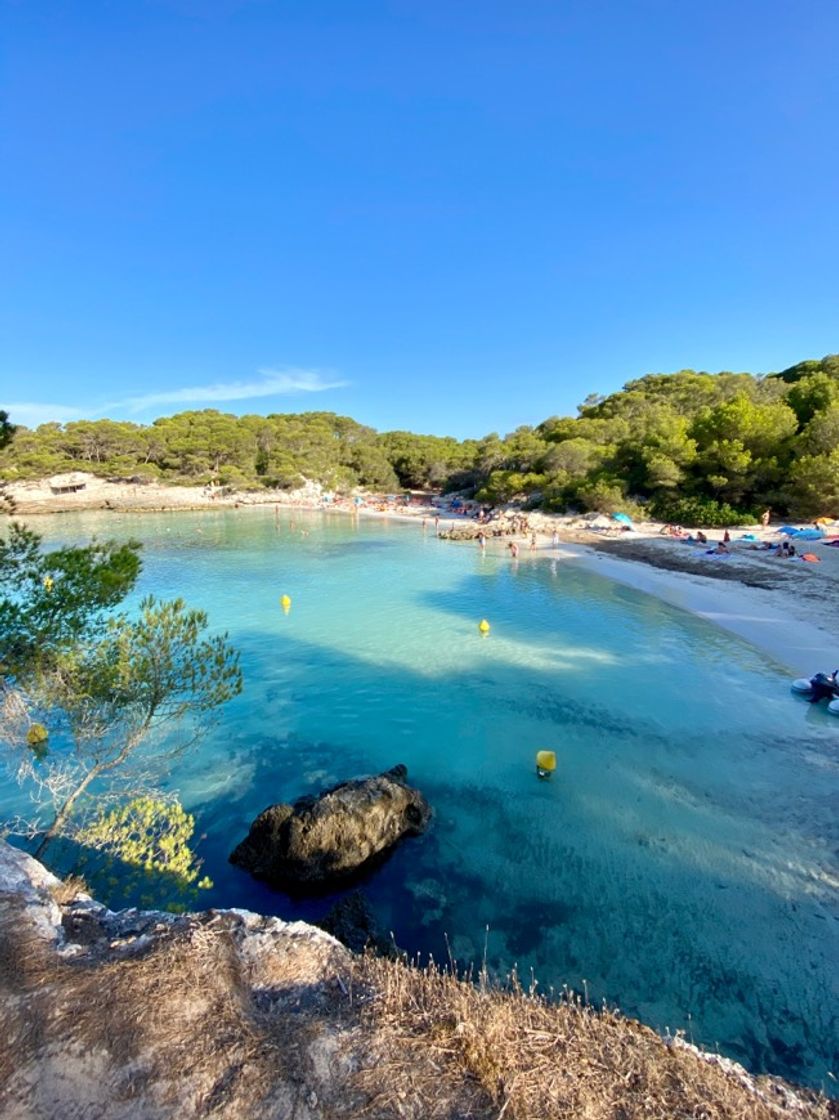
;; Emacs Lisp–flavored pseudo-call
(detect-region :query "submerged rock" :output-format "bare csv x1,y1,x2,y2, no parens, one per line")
319,891,396,956
229,764,431,889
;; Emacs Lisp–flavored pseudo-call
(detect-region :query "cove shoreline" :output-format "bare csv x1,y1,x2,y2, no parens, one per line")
345,504,839,678
3,475,838,679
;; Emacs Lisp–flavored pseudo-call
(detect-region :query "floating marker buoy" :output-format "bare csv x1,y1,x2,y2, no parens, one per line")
280,594,292,612
536,749,556,779
478,619,490,634
26,723,49,747
26,722,49,760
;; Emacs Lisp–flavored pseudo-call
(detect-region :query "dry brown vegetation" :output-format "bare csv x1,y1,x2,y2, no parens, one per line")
355,954,837,1120
1,882,835,1120
0,897,363,1119
47,873,88,906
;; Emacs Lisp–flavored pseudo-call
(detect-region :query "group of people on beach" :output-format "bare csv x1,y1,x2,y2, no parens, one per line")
656,508,815,560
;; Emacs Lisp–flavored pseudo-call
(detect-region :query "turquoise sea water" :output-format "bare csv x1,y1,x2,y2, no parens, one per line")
4,508,838,1089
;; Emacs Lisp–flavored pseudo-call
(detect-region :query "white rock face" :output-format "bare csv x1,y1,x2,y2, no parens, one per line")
0,840,64,944
0,841,359,1120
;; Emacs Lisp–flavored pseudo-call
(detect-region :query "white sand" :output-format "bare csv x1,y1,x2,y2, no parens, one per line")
567,542,836,674
4,474,838,677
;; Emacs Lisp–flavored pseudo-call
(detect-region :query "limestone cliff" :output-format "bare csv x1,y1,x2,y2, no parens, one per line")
0,842,833,1120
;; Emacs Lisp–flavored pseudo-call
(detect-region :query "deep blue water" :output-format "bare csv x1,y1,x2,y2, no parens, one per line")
4,508,838,1090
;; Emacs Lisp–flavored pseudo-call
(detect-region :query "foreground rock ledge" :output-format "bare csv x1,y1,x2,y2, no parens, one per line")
229,763,432,889
0,842,834,1120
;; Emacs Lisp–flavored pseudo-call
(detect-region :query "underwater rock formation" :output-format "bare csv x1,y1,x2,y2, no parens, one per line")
318,890,395,956
229,763,431,889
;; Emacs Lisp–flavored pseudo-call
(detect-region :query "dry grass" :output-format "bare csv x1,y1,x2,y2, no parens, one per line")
48,873,88,905
1,904,267,1112
0,901,363,1118
0,890,835,1119
353,954,837,1120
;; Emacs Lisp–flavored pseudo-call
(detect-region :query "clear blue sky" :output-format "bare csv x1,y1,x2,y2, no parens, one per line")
2,0,837,439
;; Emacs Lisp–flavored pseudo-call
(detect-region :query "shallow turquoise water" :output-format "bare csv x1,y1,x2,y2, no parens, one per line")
5,508,838,1088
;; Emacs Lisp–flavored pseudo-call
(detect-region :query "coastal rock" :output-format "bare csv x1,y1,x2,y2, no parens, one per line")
1,840,831,1120
229,764,431,889
438,525,481,540
0,840,357,1120
318,891,396,956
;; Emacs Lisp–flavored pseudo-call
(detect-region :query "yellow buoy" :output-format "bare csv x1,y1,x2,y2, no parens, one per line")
478,619,490,634
26,723,49,747
280,594,292,612
536,750,556,779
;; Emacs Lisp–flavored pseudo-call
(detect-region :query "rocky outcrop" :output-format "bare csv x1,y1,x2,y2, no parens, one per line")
438,524,482,540
0,841,833,1120
0,840,362,1120
230,764,431,889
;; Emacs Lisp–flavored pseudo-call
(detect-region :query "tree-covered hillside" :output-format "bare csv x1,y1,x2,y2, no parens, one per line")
2,355,837,523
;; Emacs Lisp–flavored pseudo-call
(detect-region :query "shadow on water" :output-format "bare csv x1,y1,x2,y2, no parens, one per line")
10,833,209,916
420,558,768,671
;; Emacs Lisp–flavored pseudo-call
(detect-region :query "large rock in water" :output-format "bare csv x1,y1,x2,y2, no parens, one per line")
229,764,431,889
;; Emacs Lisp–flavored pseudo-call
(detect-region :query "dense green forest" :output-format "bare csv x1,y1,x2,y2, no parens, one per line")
2,355,838,523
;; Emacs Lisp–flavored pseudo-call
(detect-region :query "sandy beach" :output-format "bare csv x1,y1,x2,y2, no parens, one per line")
3,473,838,678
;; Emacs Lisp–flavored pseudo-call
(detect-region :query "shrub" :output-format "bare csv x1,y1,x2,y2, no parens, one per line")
650,495,756,527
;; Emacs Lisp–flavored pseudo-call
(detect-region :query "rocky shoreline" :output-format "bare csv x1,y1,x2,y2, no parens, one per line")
0,840,834,1119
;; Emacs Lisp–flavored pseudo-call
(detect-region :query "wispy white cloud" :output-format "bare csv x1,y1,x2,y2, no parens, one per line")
5,402,85,427
4,367,348,428
118,367,347,413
